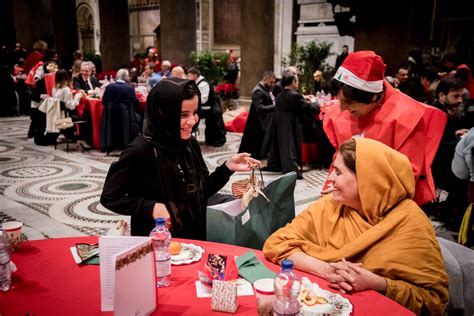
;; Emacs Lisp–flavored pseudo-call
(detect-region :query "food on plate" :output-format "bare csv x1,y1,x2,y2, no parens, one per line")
170,241,182,255
298,285,328,306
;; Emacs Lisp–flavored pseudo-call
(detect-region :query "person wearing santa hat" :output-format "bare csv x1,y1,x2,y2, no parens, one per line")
323,50,447,206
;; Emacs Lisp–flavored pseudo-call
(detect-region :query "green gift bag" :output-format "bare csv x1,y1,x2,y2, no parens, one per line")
207,172,297,249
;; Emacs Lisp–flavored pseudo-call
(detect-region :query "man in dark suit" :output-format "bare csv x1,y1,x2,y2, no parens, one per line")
72,61,101,148
238,71,276,159
73,61,101,91
262,68,319,179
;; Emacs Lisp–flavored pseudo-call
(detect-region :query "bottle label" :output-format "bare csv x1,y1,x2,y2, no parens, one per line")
0,261,10,282
155,258,171,278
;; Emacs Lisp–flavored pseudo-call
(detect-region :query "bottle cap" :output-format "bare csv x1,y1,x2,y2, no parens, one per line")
281,259,293,270
155,217,165,226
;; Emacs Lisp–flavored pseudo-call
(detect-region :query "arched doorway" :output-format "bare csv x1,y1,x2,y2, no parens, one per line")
76,3,95,52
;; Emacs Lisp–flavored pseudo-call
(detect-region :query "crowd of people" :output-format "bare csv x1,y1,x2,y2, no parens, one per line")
0,43,232,151
241,49,473,230
1,40,474,314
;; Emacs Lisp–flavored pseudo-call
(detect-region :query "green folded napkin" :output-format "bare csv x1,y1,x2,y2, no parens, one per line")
235,251,276,284
82,255,99,265
75,243,100,265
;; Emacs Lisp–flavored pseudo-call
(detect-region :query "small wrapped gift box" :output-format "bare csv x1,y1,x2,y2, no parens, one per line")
211,280,238,313
198,254,239,287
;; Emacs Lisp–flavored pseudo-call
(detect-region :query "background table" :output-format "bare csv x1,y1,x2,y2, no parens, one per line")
0,237,414,315
76,96,147,149
88,97,147,149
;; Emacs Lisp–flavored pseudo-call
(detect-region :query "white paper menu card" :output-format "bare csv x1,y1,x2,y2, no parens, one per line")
99,236,155,313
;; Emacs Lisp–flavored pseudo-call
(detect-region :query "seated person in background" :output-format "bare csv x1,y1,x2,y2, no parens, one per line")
100,78,259,238
170,66,187,79
262,68,320,179
71,61,100,147
51,69,83,143
419,67,440,104
100,69,140,152
139,62,160,89
452,128,474,202
157,60,172,81
70,59,82,79
395,67,411,92
431,77,470,229
452,128,474,247
313,70,328,94
72,61,101,92
129,67,139,84
263,138,449,314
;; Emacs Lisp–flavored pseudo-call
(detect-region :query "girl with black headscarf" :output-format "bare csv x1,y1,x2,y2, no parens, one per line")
101,78,259,239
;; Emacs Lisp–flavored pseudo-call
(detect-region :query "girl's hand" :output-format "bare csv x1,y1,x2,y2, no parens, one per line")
225,153,260,172
152,203,173,231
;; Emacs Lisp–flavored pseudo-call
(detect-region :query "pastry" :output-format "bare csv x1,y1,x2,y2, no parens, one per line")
170,241,182,255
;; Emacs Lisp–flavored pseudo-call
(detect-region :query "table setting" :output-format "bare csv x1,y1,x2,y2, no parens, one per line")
0,234,415,315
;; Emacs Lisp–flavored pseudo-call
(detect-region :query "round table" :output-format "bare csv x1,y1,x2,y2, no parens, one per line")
77,96,146,150
0,237,414,315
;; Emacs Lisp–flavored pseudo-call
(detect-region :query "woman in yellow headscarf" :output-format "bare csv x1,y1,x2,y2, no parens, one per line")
263,138,449,315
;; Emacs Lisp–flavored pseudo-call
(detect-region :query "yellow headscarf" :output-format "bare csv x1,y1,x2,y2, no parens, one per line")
263,138,449,315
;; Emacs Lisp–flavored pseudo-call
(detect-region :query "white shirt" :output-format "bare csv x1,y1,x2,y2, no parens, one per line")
52,86,82,110
196,76,210,105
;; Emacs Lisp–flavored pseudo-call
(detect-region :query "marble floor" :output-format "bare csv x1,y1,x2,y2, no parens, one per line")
0,116,327,240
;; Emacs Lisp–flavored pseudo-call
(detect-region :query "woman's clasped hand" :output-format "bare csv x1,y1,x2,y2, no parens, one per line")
326,259,386,294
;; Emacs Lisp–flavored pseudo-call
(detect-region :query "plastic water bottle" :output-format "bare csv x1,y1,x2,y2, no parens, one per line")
149,217,171,287
273,259,301,316
0,230,11,291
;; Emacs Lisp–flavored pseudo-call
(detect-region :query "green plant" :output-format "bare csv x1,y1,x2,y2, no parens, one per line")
282,41,334,94
189,50,230,86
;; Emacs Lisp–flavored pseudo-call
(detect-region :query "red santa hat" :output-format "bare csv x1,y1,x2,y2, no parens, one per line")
334,51,386,93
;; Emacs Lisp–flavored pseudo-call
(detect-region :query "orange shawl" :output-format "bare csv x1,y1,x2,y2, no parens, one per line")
263,138,449,315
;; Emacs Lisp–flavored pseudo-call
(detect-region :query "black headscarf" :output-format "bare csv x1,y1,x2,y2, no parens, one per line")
143,78,200,151
142,78,208,239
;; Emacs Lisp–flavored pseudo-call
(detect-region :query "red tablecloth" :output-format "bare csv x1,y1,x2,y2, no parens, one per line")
0,237,414,315
225,111,248,133
78,96,147,149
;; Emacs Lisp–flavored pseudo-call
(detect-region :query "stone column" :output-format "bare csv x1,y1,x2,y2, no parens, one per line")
160,0,196,65
51,0,78,67
12,1,47,50
240,0,274,101
99,0,130,70
274,0,294,76
0,0,15,48
12,0,77,68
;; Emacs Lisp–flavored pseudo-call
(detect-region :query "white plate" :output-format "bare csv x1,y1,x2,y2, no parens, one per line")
300,277,353,316
171,243,205,265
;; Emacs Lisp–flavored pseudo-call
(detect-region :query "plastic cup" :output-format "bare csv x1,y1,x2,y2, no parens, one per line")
254,278,275,316
2,221,23,252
